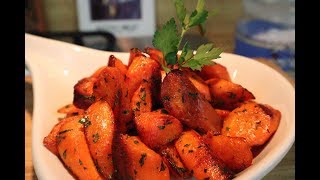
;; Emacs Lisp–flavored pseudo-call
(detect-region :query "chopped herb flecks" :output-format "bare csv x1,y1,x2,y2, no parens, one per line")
158,125,166,130
78,116,91,128
93,133,99,143
58,129,73,135
62,149,67,159
139,153,147,167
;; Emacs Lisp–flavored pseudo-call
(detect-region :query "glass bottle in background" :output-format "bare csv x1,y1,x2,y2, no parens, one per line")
234,0,295,78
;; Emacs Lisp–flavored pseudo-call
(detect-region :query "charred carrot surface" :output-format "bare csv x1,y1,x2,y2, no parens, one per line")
206,78,255,111
144,47,165,65
175,130,234,179
160,144,191,179
128,48,145,67
134,111,183,151
222,101,281,146
204,133,253,173
199,63,231,81
85,101,115,179
161,70,222,134
57,115,103,180
126,55,162,107
107,55,128,75
183,68,212,102
73,77,97,109
112,134,170,180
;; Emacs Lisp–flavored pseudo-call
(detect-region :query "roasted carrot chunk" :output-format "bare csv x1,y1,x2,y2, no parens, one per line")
126,55,162,108
160,144,192,179
128,48,145,67
73,77,97,109
183,68,212,102
222,101,281,146
131,82,152,117
144,47,165,66
206,78,255,110
134,111,183,151
57,115,103,180
215,109,231,120
43,116,80,156
175,130,233,179
112,134,170,180
85,101,115,179
203,133,253,173
161,70,222,134
57,104,85,117
107,55,128,75
199,63,231,81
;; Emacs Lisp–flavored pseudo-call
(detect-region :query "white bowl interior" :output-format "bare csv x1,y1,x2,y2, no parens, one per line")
25,34,295,180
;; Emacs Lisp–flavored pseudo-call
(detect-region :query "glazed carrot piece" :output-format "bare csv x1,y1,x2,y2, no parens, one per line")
107,55,128,75
57,104,85,117
131,82,153,117
206,78,255,110
215,109,231,120
112,134,170,180
73,67,124,112
144,47,165,65
160,144,192,179
85,101,115,179
174,130,233,179
203,133,253,173
198,63,231,81
134,111,183,151
222,101,281,146
57,115,103,180
73,77,96,109
161,70,222,134
126,55,162,108
183,68,212,102
43,116,80,156
128,48,145,67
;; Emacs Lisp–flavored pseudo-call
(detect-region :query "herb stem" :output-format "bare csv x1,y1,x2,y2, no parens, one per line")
178,28,187,50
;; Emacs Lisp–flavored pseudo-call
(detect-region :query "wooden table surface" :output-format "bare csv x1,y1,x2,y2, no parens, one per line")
25,59,295,180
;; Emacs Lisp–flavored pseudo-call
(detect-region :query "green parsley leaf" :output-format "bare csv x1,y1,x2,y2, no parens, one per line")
165,51,178,65
179,42,193,65
152,18,179,60
188,9,208,28
174,0,187,26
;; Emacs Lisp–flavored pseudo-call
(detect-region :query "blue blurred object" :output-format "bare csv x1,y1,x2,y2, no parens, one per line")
234,0,295,78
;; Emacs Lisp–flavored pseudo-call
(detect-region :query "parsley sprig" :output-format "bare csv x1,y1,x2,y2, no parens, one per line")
152,0,222,73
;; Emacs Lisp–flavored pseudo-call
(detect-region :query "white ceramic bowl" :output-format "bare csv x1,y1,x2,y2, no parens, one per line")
25,33,295,180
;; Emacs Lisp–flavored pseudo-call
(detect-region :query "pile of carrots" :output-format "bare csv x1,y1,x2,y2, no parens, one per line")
43,47,281,180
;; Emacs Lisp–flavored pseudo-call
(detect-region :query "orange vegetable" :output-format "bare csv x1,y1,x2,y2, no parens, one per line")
128,48,145,67
57,104,85,117
160,144,192,179
215,109,230,120
73,77,96,109
203,133,253,173
107,55,128,75
206,78,255,110
126,55,162,108
222,101,281,146
174,130,234,179
131,82,152,117
112,134,170,180
199,63,231,81
144,47,165,66
134,111,183,151
85,101,115,179
183,68,212,102
57,115,103,180
43,116,80,156
161,70,222,134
